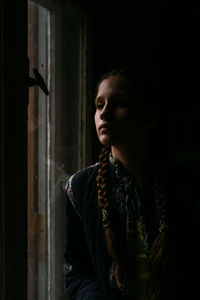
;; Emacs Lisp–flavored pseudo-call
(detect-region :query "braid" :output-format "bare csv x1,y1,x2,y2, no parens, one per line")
96,146,110,211
96,146,130,295
147,164,173,300
155,170,168,232
97,148,174,299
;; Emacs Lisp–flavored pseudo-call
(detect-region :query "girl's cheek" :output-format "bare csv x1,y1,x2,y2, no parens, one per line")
115,108,129,118
119,110,133,122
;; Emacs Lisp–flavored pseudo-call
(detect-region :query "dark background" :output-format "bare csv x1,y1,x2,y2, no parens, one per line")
1,0,200,299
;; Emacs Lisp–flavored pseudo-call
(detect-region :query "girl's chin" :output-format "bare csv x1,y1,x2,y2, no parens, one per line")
98,133,137,148
98,134,118,146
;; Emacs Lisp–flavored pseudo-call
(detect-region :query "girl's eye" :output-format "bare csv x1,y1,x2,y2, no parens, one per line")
96,103,104,110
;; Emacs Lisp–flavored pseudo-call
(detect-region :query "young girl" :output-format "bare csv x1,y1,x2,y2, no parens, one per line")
64,68,199,299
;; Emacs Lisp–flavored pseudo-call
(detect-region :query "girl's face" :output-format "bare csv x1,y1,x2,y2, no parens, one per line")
94,76,150,147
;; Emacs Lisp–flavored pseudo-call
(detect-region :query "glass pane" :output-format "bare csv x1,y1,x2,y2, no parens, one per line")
61,7,83,175
28,1,89,299
28,1,51,299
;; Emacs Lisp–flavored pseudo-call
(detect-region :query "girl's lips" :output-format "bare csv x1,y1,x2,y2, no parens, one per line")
99,124,111,132
99,123,110,129
100,127,110,133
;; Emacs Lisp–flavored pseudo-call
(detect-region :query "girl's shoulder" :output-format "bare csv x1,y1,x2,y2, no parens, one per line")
64,163,99,218
65,162,99,192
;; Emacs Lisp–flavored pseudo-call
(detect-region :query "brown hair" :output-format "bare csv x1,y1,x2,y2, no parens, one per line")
96,146,131,294
95,68,172,299
95,67,161,111
97,146,172,299
147,167,173,299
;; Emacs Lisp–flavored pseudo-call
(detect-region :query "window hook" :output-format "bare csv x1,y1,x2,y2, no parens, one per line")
28,68,49,96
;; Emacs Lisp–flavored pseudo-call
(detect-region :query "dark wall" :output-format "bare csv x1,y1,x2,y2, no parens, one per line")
80,0,200,106
87,0,200,164
1,0,28,299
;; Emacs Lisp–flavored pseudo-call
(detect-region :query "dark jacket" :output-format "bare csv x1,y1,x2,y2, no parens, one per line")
64,162,200,300
64,163,127,299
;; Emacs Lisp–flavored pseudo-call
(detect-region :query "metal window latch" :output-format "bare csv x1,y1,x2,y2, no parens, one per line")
28,68,49,96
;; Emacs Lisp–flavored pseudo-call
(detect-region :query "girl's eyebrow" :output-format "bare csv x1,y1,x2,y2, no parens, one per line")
95,96,103,103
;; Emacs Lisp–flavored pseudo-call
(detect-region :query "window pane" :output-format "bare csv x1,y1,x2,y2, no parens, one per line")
28,1,51,299
28,1,90,299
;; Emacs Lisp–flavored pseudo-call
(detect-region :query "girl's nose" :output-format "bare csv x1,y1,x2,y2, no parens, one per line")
100,103,111,121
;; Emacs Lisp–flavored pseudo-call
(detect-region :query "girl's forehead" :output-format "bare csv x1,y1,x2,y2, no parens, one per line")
97,76,133,96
